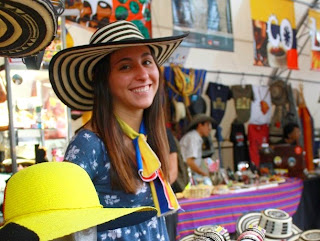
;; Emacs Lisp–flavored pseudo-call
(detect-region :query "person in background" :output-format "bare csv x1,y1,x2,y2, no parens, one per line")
180,113,216,185
280,122,301,146
49,20,188,241
0,162,156,241
167,127,178,184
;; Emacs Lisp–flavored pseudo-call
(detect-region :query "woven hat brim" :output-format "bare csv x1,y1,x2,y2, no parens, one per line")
0,0,57,58
287,230,320,241
286,233,300,241
236,212,302,241
180,234,195,241
187,115,216,131
49,34,188,111
3,206,156,241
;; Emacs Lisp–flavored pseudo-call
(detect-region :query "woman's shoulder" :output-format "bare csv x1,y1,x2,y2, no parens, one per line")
65,129,109,175
66,129,107,159
70,129,102,145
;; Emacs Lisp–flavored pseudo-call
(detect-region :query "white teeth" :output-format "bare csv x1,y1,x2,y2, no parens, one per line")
132,85,150,93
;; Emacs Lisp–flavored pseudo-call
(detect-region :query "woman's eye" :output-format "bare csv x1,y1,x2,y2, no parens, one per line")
144,60,152,65
119,65,130,70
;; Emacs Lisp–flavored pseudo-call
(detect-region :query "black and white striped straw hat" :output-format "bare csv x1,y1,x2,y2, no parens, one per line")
236,209,302,241
194,225,231,241
287,229,320,241
49,20,188,111
0,0,63,58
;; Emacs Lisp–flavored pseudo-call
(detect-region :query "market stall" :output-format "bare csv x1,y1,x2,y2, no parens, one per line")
176,178,303,240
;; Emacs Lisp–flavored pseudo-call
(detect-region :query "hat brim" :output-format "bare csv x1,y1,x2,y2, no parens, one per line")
49,34,188,111
180,234,195,241
2,158,35,166
3,206,156,241
287,229,320,241
236,212,302,241
0,0,57,58
187,115,216,131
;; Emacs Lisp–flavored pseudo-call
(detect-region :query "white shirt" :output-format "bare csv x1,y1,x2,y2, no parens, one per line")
179,129,203,168
249,85,272,125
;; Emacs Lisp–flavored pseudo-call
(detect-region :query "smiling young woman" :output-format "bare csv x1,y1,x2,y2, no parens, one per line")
49,20,188,241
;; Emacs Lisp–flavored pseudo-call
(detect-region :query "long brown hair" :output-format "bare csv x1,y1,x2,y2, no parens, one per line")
90,51,170,193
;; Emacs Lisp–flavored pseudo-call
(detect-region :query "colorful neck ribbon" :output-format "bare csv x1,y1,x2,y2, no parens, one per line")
116,117,180,216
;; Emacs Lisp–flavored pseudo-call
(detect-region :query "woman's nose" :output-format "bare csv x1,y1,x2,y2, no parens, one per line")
135,65,149,80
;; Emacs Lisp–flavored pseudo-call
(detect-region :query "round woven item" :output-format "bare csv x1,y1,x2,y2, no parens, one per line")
0,0,57,58
189,96,207,116
195,225,230,241
287,230,320,241
236,209,302,241
180,234,196,241
269,80,288,106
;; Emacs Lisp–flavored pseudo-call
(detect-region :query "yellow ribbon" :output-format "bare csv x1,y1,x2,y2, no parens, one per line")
116,116,180,216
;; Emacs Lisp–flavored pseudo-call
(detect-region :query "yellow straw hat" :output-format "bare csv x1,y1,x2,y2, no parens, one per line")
1,162,157,241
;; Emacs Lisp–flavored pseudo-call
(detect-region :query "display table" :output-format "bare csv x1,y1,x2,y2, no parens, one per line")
176,178,303,240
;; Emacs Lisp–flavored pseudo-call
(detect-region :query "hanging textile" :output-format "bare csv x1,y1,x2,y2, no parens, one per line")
231,84,254,124
298,85,314,171
163,65,207,123
206,82,232,125
164,65,206,105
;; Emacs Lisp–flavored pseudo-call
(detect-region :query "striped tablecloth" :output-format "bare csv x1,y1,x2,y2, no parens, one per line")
176,178,303,240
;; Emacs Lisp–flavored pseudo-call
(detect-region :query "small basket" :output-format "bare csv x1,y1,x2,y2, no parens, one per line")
183,185,213,199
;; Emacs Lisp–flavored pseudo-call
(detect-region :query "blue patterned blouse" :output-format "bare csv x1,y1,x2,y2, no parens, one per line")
64,129,169,241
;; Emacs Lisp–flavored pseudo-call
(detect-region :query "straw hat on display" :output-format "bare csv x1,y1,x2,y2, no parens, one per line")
0,162,157,241
172,99,187,123
287,229,320,241
2,158,35,166
49,20,188,111
0,0,63,58
189,96,207,116
179,234,195,241
195,225,231,241
269,80,288,106
187,113,216,131
237,225,266,241
236,208,302,241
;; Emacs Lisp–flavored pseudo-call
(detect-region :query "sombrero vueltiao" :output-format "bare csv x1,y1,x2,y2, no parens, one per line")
187,113,217,131
49,20,188,111
287,229,320,241
0,0,62,58
236,209,302,241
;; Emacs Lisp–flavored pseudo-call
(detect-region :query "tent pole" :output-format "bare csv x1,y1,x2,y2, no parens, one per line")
5,58,17,174
60,16,73,142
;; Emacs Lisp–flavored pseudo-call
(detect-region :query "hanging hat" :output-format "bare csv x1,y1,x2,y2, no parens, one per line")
1,162,156,241
187,113,216,131
287,229,320,241
49,20,188,111
269,80,288,106
172,99,187,123
189,96,207,116
236,209,302,241
0,0,62,58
